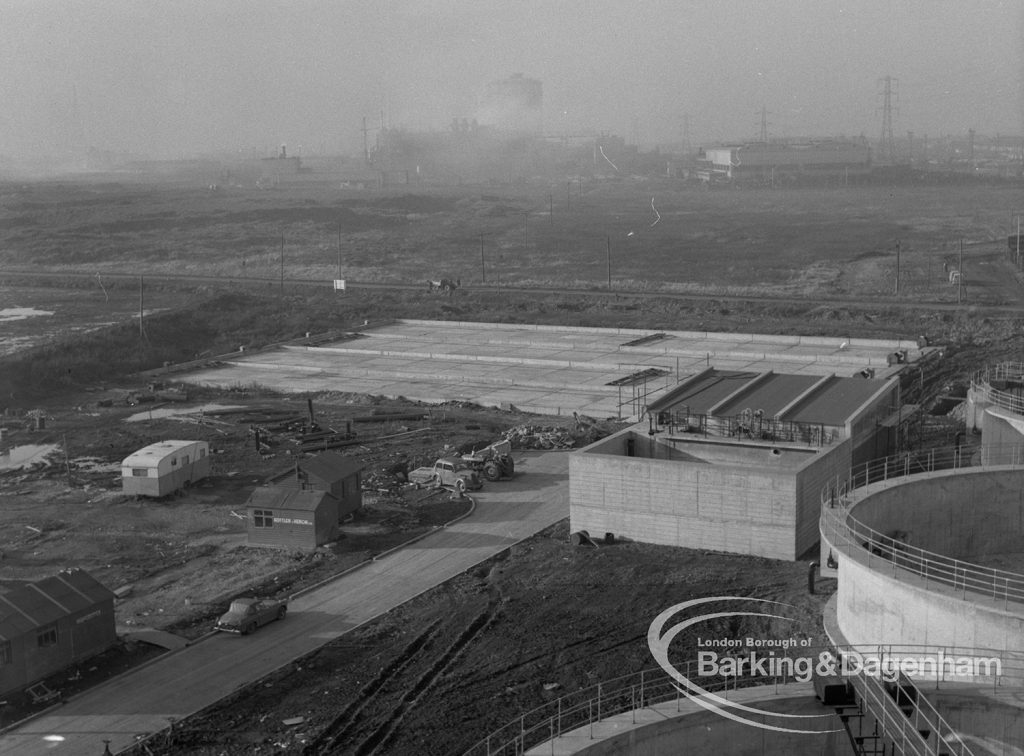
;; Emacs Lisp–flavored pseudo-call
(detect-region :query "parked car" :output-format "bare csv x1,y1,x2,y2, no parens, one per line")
407,456,482,492
215,597,287,634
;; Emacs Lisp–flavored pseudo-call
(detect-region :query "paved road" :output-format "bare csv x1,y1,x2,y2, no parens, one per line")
0,452,569,756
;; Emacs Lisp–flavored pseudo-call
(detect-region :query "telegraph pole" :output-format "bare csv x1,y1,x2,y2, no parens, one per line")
361,117,370,164
337,223,342,279
1011,213,1019,266
606,236,612,288
958,239,963,304
139,275,144,339
280,232,285,297
894,241,900,295
480,234,486,283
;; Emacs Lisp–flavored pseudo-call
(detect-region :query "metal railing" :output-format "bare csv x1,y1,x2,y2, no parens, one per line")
820,444,1024,606
461,641,1018,756
461,657,817,756
657,407,838,447
970,362,1024,416
848,668,976,756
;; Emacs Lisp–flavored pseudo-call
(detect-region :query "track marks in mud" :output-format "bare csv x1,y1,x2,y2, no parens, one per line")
352,598,502,756
303,619,443,755
312,579,505,756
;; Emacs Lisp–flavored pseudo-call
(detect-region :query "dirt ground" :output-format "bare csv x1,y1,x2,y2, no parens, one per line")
1,176,1023,752
133,522,836,756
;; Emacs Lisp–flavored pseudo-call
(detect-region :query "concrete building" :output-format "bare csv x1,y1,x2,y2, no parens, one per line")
570,368,898,560
245,488,341,550
0,569,117,698
121,440,211,497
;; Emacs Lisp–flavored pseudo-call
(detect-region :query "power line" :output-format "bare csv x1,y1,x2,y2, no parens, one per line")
877,75,899,164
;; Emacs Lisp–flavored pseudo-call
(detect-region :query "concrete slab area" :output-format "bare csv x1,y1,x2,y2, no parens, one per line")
180,320,922,419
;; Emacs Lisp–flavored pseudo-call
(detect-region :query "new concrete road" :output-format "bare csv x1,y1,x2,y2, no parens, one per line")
0,452,569,756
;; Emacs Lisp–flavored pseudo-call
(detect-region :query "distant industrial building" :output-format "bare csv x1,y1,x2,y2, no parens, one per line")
570,367,899,560
0,569,117,698
697,139,872,184
121,440,210,498
477,74,543,135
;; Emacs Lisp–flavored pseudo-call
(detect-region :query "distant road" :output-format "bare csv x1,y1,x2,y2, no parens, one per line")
1,266,1022,315
0,452,569,756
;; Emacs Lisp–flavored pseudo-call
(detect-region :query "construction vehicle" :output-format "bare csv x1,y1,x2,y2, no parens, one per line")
408,457,483,493
461,439,515,482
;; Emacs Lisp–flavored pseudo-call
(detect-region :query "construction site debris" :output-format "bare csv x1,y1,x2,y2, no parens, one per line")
502,425,575,450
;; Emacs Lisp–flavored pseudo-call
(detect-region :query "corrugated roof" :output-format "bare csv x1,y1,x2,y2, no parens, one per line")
246,487,336,512
648,371,759,414
0,570,113,641
784,376,890,426
650,369,891,426
713,374,820,417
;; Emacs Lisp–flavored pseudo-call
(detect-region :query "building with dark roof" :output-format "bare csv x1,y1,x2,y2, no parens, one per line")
0,569,117,697
267,453,363,516
245,488,341,550
570,368,898,560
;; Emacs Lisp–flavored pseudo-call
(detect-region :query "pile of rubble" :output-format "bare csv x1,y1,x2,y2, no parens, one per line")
503,425,576,450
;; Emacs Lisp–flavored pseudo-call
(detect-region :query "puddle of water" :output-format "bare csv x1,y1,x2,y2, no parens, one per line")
71,456,121,473
124,403,245,423
0,307,54,322
0,444,59,471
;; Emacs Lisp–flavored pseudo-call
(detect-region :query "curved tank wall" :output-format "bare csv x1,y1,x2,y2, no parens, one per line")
828,468,1024,656
850,468,1024,560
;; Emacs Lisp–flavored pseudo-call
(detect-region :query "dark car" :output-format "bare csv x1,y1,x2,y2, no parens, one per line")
215,597,287,634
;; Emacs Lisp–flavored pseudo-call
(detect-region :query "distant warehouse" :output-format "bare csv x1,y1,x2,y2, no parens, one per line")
122,440,210,497
697,138,872,185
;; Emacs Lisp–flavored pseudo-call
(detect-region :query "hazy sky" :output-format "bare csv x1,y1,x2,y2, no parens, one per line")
1,0,1021,158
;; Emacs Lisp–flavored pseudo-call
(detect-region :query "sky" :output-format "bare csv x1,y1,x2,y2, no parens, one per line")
0,0,1021,159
